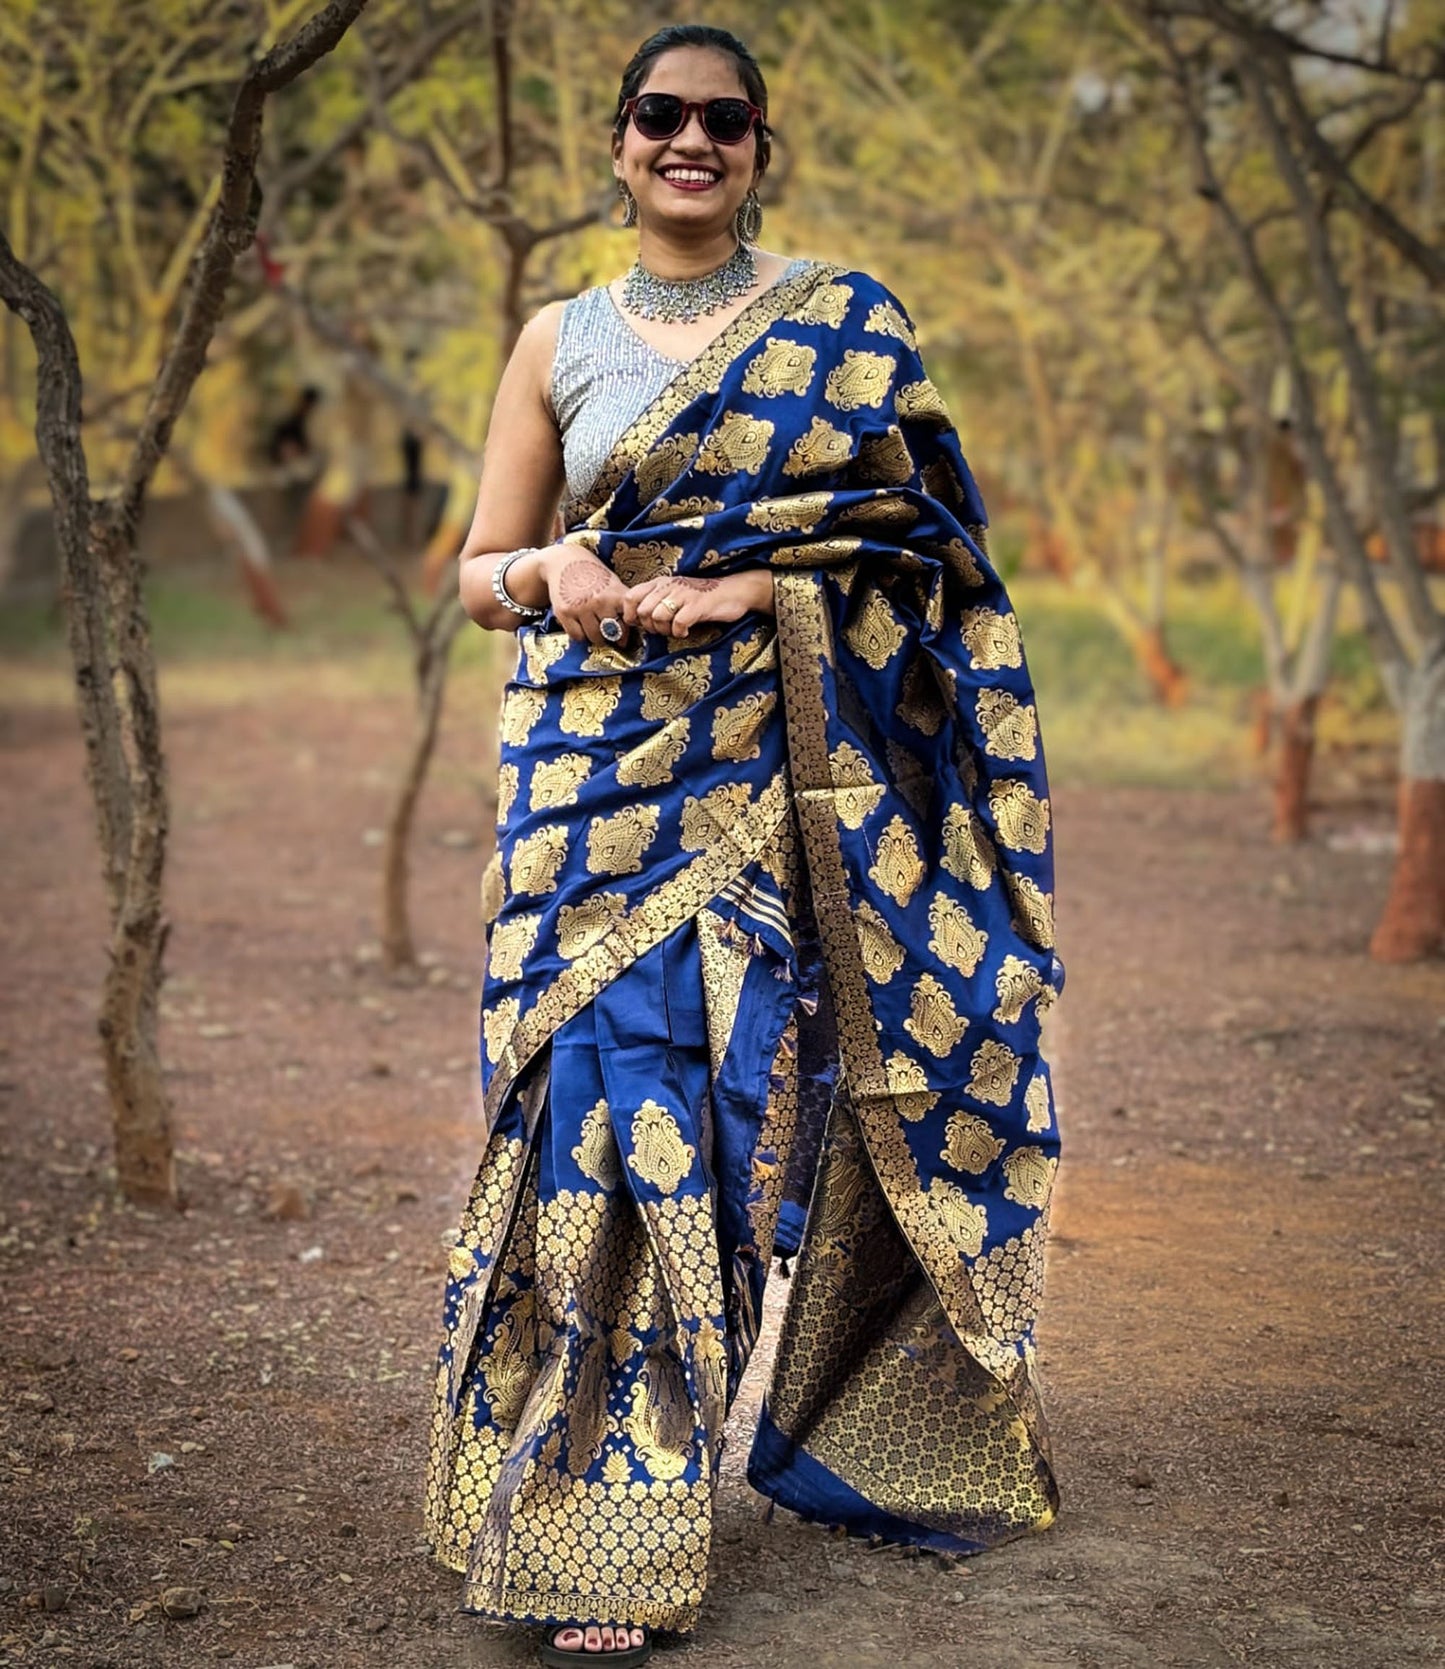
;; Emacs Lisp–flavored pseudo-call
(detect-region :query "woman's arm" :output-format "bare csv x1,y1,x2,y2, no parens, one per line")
457,304,571,631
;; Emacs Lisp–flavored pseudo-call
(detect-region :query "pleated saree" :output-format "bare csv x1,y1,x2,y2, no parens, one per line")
425,260,1065,1635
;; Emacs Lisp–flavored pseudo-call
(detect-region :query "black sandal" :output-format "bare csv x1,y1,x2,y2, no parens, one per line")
540,1622,652,1667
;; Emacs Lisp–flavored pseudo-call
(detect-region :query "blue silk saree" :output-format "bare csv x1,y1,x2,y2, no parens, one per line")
425,261,1065,1635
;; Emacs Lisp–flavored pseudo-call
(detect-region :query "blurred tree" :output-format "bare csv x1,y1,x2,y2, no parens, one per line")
0,0,372,1205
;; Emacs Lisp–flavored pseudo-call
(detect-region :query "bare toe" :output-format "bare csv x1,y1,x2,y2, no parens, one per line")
584,1624,602,1652
630,1627,646,1648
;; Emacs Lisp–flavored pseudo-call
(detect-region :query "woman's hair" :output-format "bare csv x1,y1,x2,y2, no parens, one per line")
614,24,771,173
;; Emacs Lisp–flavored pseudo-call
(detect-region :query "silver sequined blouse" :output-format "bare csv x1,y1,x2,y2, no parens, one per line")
549,261,811,513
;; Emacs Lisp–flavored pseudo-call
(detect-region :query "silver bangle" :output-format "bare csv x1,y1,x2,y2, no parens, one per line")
492,548,546,620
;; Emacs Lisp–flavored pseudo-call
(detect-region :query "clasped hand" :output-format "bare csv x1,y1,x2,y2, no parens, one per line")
542,549,773,646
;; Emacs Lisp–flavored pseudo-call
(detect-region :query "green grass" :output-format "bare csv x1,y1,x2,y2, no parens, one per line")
1,556,1394,789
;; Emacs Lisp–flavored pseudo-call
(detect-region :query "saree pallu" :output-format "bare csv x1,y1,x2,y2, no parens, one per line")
425,261,1065,1634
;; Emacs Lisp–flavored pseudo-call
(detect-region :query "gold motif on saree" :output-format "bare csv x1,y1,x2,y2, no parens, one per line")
694,412,775,476
601,1448,633,1486
586,804,661,875
729,627,775,673
1024,1072,1052,1134
646,494,724,525
855,425,915,486
561,529,603,553
855,900,906,983
627,1099,695,1195
556,891,627,960
863,298,917,347
479,850,505,926
824,349,896,412
989,780,1051,854
1002,1145,1056,1211
634,432,699,502
897,654,947,735
927,892,989,977
523,631,570,682
742,336,819,397
495,763,519,825
581,643,637,674
616,720,689,786
482,995,521,1063
843,590,908,669
613,539,682,585
641,656,711,721
564,1336,612,1478
977,690,1039,761
529,751,592,811
869,813,926,906
835,493,919,530
711,690,778,763
941,804,998,890
928,1180,988,1257
829,740,885,830
479,1308,532,1428
745,491,834,533
624,1357,692,1481
922,457,964,507
943,1110,1006,1175
904,972,968,1057
509,825,569,896
1005,872,1056,949
488,911,542,981
896,377,949,425
968,1039,1023,1107
500,685,547,747
774,536,863,566
961,607,1023,670
571,1097,620,1188
782,416,855,478
559,677,622,739
791,279,853,327
993,954,1045,1024
939,536,985,586
884,1049,942,1121
680,781,755,852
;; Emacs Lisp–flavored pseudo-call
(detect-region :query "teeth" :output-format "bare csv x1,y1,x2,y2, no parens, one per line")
662,168,718,183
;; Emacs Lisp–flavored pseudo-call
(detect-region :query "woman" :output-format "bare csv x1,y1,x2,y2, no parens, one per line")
426,24,1064,1667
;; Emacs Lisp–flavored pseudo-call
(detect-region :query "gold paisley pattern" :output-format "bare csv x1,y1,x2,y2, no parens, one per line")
884,1049,943,1121
679,781,755,851
694,411,774,475
529,751,592,811
523,631,570,682
479,850,505,926
495,762,519,826
585,805,661,875
613,539,682,585
868,814,926,907
829,740,885,830
782,416,855,478
896,377,950,424
729,627,774,673
571,1097,620,1187
742,336,819,397
500,685,547,747
967,1039,1023,1107
1024,1073,1053,1134
835,494,920,531
744,491,834,533
623,1358,692,1481
988,780,1051,854
855,900,906,983
904,972,969,1057
711,690,778,763
993,954,1045,1025
961,607,1023,670
863,298,917,347
556,892,627,960
928,1180,988,1257
824,348,896,411
627,1099,695,1195
941,804,998,890
927,892,989,978
842,590,908,669
939,536,986,586
481,995,520,1063
633,432,699,502
640,656,711,721
1005,872,1056,949
616,721,689,787
943,1110,1006,1175
855,425,915,486
488,912,542,982
559,678,622,739
646,493,724,524
509,825,569,896
790,278,853,327
977,690,1039,762
1002,1146,1056,1211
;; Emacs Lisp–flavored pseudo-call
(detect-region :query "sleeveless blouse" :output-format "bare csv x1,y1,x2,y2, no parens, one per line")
550,260,811,510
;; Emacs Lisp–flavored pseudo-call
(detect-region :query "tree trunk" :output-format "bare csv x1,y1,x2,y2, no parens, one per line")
1370,651,1445,961
100,907,176,1204
381,600,467,970
1134,622,1190,708
1272,693,1319,843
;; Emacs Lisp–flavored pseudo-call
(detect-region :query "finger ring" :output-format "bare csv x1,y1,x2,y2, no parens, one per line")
599,616,624,643
659,596,680,613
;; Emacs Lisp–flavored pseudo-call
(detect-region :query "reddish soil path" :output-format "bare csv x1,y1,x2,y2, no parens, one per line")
1,684,1441,1668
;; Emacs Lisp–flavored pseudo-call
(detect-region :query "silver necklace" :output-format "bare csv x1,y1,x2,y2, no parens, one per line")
620,242,757,324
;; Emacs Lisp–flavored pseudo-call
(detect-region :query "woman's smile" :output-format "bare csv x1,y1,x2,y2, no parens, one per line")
657,165,723,191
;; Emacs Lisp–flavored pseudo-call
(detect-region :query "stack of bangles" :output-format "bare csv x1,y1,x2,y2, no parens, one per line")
491,549,677,644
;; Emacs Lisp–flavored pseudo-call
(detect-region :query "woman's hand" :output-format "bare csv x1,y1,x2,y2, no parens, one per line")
535,547,633,646
622,570,775,639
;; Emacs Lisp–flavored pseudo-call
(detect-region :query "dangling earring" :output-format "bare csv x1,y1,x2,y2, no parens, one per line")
618,179,638,229
735,189,762,244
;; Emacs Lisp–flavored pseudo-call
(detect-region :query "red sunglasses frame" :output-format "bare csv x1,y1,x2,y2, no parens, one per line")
621,94,766,146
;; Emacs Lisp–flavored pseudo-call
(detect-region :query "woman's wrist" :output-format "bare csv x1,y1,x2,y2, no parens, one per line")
496,546,554,613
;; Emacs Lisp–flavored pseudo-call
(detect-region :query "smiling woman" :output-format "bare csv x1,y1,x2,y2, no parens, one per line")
429,22,1066,1669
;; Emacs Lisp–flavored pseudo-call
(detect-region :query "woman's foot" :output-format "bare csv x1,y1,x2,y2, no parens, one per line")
546,1622,649,1658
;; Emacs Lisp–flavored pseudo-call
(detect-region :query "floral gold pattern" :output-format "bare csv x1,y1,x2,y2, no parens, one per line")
489,912,542,982
824,348,896,411
943,1110,1006,1175
967,1039,1023,1107
993,955,1045,1025
694,411,775,475
977,690,1039,762
571,1097,620,1188
627,1100,696,1195
896,378,949,424
530,751,592,811
863,298,917,347
613,539,682,584
868,814,926,907
559,678,622,739
742,336,819,397
640,657,711,722
711,691,778,763
855,900,906,983
556,892,627,960
828,740,885,830
904,972,969,1057
744,491,834,533
961,607,1023,670
842,590,908,669
988,781,1051,854
927,893,989,977
634,432,699,503
586,805,661,875
782,416,855,478
855,426,915,485
509,825,569,896
616,721,689,787
941,804,998,890
1002,1146,1056,1211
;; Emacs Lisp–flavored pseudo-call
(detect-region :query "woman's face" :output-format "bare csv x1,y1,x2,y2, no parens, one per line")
612,46,761,242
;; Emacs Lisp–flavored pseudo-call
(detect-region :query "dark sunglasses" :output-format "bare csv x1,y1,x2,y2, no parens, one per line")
621,93,764,147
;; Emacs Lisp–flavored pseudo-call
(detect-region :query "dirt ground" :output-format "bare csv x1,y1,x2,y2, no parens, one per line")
2,657,1442,1669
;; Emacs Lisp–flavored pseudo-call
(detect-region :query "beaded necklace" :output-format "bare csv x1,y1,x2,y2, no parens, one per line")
619,241,757,324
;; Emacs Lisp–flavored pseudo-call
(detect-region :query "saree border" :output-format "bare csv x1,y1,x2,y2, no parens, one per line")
772,568,1056,1490
570,261,844,526
483,771,791,1127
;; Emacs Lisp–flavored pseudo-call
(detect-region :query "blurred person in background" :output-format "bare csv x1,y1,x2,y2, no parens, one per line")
429,23,1065,1666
